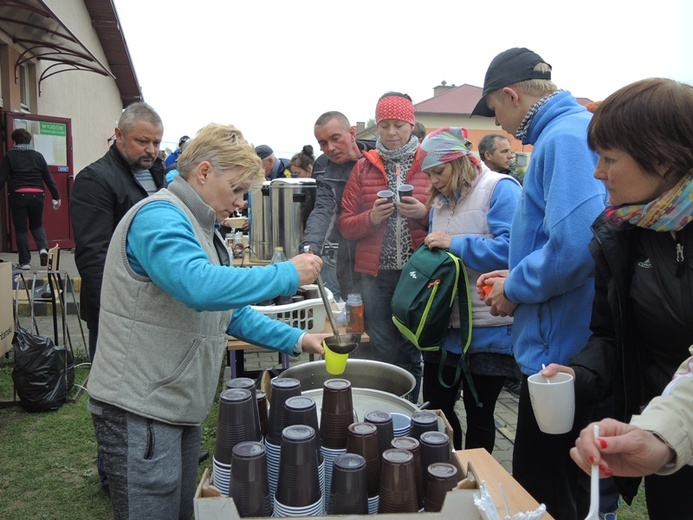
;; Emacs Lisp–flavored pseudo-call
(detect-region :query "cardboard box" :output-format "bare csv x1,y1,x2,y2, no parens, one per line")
0,263,14,356
194,454,481,520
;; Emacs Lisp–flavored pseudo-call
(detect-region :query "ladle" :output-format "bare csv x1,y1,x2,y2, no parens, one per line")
316,271,341,343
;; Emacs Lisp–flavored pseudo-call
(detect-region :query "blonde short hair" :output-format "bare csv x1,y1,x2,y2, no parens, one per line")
177,124,264,189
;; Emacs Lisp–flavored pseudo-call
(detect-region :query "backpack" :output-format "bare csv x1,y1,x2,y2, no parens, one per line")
391,244,476,393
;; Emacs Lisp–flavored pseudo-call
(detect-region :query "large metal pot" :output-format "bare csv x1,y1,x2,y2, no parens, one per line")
280,359,415,399
270,178,316,259
249,181,271,261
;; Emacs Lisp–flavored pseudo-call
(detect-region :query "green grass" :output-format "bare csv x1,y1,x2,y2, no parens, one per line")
0,355,649,519
0,355,222,520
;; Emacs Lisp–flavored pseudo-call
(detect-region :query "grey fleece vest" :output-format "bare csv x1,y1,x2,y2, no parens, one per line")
87,179,233,425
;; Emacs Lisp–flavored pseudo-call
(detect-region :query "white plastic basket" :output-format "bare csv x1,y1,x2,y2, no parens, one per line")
250,284,333,333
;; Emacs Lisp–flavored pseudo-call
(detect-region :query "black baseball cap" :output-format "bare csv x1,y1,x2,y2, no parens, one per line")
471,47,552,117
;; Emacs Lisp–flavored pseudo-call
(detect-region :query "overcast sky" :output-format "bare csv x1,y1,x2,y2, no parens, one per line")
113,0,692,158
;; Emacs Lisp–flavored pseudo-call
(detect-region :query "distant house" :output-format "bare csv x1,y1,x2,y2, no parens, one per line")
0,0,144,250
356,82,593,164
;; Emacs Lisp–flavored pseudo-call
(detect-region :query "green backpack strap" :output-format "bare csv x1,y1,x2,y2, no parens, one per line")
436,259,482,408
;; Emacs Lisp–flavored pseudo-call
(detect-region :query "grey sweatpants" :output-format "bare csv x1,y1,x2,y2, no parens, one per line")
89,398,202,520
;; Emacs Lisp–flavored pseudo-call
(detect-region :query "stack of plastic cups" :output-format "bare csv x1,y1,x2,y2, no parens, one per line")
391,436,424,511
424,462,459,512
364,410,394,457
213,388,260,496
283,396,325,498
419,431,452,495
225,377,262,442
265,378,302,498
230,441,272,518
391,412,412,437
319,378,353,511
378,448,419,513
327,453,369,515
410,410,440,440
346,422,380,514
274,425,323,517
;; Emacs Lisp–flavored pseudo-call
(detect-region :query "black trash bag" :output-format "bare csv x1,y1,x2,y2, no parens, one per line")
11,327,74,412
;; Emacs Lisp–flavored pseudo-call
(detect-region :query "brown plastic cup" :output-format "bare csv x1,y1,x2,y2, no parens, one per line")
328,453,369,515
284,395,322,464
230,441,272,517
266,378,302,445
424,462,459,512
346,422,380,497
365,410,394,457
420,430,452,493
320,379,354,449
225,377,261,441
215,388,260,464
276,425,321,507
391,436,423,509
378,448,418,513
410,410,439,440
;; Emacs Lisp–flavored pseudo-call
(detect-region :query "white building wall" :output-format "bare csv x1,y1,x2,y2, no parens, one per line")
35,1,125,172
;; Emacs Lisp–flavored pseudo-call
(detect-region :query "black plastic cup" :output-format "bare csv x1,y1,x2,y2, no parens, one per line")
378,448,418,513
420,430,452,492
410,410,439,440
397,183,414,202
275,425,321,508
230,441,272,518
365,410,394,457
328,453,368,515
391,436,424,510
424,462,459,512
266,378,302,445
215,388,260,464
346,422,380,497
377,189,394,204
284,396,322,464
225,377,261,440
320,379,354,449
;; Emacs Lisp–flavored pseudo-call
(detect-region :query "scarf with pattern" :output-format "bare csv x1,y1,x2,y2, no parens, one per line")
604,174,693,232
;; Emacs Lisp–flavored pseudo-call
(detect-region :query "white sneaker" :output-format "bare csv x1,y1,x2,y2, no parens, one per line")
18,264,31,270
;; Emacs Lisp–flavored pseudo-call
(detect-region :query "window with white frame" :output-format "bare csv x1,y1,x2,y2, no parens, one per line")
19,63,29,111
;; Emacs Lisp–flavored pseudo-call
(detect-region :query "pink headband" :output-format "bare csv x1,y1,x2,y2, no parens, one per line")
375,95,415,125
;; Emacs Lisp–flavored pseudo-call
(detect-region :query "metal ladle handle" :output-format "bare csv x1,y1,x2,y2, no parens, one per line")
303,245,341,341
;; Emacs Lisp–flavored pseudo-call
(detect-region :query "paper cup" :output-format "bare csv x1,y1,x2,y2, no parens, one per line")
527,372,575,434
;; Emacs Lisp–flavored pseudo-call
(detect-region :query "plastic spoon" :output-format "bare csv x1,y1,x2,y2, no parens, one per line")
541,363,551,384
584,424,601,520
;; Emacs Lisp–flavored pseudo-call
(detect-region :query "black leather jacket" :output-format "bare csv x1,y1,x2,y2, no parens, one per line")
70,144,166,328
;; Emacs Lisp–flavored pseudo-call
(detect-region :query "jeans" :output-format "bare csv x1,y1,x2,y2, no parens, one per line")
10,192,48,265
89,398,202,519
361,271,422,402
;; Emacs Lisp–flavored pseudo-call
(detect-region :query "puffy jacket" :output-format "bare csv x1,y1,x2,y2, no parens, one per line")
338,148,429,276
70,144,166,329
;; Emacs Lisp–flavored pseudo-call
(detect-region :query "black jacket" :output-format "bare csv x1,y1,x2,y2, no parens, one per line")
0,147,60,199
70,144,166,328
300,140,374,296
570,213,693,502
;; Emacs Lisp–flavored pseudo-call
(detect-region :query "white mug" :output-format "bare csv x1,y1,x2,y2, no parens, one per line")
527,372,575,434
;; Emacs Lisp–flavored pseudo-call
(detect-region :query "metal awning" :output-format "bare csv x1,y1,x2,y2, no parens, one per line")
0,0,114,95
